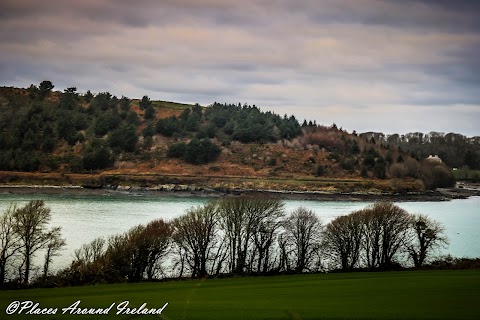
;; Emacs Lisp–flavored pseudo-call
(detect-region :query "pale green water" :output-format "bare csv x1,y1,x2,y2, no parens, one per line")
0,193,478,271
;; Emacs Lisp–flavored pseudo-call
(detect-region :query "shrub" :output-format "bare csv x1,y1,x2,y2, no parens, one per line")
389,163,407,178
266,157,277,166
82,146,115,170
315,165,325,177
184,139,221,164
421,161,456,189
167,139,221,165
108,125,138,152
156,116,182,137
167,142,187,158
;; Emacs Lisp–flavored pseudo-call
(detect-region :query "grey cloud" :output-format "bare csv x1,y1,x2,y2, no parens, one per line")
0,0,262,29
0,0,479,135
402,0,480,12
302,0,480,33
2,0,479,32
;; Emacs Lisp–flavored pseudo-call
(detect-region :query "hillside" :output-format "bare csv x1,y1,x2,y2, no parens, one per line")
0,82,460,194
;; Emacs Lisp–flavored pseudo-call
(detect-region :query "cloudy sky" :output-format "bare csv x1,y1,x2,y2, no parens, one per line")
1,0,479,136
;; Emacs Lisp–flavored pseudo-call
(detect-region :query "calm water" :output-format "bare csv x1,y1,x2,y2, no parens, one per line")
0,193,478,271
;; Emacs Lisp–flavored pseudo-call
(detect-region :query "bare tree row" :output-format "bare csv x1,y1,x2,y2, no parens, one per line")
323,202,447,271
68,198,447,284
0,198,448,286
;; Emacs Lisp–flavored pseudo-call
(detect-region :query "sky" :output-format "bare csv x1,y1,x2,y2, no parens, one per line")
1,0,479,136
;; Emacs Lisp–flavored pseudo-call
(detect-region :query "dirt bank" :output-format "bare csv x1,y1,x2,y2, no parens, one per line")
1,183,477,202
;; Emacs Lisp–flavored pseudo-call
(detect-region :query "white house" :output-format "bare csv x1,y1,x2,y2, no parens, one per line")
426,155,442,163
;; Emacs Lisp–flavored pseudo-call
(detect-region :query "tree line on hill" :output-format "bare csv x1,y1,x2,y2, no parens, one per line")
360,131,480,170
297,125,456,190
0,82,301,171
0,82,472,190
0,82,137,172
0,198,458,288
157,102,302,143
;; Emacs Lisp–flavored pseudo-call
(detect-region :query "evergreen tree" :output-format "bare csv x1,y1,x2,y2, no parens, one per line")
139,95,151,110
144,105,155,120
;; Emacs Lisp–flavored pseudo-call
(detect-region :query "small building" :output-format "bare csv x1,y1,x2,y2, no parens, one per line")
426,155,442,163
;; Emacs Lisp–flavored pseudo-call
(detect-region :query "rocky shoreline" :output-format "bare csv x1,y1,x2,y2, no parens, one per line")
1,182,479,202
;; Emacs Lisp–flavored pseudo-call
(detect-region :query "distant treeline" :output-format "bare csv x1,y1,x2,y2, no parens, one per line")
3,198,472,289
295,125,456,190
161,102,302,142
360,131,480,170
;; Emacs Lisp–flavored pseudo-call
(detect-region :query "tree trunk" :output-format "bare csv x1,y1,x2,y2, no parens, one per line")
0,262,5,285
24,250,30,284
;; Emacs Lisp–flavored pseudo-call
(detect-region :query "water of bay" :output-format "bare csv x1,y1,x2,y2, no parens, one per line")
0,193,478,271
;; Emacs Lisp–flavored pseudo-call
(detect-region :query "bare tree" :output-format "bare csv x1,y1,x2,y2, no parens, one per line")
107,227,144,282
283,207,322,272
0,205,21,284
361,202,411,269
323,211,363,271
43,227,66,278
142,219,172,280
361,207,382,269
218,197,284,274
172,203,218,277
171,245,188,278
13,200,62,283
277,231,292,272
74,237,106,264
407,214,448,267
103,219,172,282
71,237,107,284
69,220,171,284
251,215,284,273
218,197,244,273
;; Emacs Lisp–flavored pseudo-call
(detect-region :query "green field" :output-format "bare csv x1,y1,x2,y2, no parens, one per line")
454,168,480,182
1,270,479,319
130,98,195,111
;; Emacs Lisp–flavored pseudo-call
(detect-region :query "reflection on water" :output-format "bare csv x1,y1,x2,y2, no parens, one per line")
0,193,478,270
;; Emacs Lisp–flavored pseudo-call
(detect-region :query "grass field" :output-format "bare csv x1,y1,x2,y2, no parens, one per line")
1,270,479,319
454,169,480,182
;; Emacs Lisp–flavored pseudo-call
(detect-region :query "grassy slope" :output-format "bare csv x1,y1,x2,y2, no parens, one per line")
1,270,479,319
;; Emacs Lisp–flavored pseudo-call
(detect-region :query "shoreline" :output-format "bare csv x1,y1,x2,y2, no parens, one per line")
1,183,479,202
